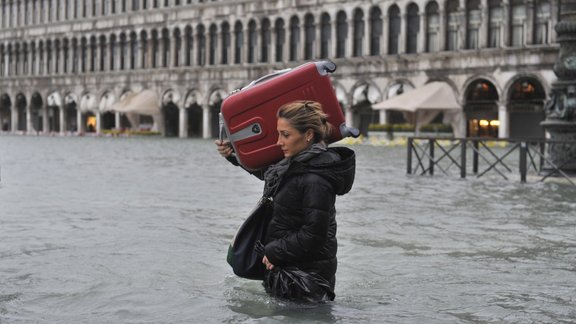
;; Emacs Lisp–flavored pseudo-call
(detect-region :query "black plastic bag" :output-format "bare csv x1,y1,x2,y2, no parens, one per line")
255,242,335,302
226,196,273,280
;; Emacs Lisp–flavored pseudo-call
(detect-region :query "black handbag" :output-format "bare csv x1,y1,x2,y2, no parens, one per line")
226,196,273,280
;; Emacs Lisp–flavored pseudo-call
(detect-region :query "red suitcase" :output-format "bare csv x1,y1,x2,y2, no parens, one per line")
220,61,359,170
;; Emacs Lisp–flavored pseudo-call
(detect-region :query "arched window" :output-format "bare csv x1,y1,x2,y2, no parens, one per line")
197,24,206,66
99,35,106,71
510,0,526,46
80,38,87,72
140,31,147,69
209,24,217,65
0,45,5,76
304,14,315,60
90,36,97,72
221,22,230,64
488,0,502,48
369,7,383,56
109,34,116,70
406,4,419,54
234,21,243,64
320,13,331,58
261,18,271,62
31,42,37,75
130,32,138,69
353,8,364,57
119,33,127,70
23,43,28,75
14,44,20,76
46,40,52,74
174,28,181,67
162,28,169,67
426,2,440,52
274,18,285,62
336,11,347,58
133,0,140,11
248,20,257,63
446,0,459,50
185,26,193,66
534,0,550,44
289,16,300,61
151,30,159,68
466,0,481,49
388,5,400,54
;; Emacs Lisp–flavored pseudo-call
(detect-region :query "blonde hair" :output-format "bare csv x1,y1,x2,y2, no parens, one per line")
277,100,332,143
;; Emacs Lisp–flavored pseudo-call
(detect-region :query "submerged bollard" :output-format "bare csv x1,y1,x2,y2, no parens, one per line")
407,138,413,175
520,141,528,182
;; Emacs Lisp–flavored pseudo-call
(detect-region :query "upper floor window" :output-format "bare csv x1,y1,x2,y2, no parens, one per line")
466,0,481,49
369,7,383,56
289,16,300,61
488,0,502,48
320,13,331,59
426,2,440,52
353,8,364,57
304,14,315,60
406,4,419,54
388,5,400,55
336,11,347,58
446,0,459,51
510,0,526,46
534,0,550,44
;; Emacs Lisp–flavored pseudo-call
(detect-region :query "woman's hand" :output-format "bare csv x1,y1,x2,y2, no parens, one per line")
214,140,234,158
262,256,274,270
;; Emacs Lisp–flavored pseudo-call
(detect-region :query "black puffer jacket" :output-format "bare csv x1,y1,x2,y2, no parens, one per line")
263,146,355,282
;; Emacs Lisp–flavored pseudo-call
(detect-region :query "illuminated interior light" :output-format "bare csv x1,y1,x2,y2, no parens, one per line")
490,120,500,126
479,120,490,126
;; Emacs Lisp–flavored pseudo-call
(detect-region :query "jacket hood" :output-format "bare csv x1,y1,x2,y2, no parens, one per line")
290,146,356,195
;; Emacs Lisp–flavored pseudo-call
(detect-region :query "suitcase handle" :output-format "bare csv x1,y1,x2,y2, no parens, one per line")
243,68,292,90
241,61,337,90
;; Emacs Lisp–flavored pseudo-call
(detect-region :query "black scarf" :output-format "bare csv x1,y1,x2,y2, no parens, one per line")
263,143,327,197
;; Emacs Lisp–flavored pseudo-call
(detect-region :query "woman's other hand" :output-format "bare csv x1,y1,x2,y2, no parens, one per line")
215,140,234,158
262,256,274,270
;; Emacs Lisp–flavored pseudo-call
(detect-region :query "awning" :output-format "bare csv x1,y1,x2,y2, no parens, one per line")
373,82,460,112
110,89,160,115
373,82,465,137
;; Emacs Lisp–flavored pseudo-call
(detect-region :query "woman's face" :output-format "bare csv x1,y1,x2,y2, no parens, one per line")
276,117,311,158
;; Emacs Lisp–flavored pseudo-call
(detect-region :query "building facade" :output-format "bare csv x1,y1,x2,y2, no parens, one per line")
0,0,559,138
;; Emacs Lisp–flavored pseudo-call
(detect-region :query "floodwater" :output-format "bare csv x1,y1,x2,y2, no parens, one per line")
0,135,575,324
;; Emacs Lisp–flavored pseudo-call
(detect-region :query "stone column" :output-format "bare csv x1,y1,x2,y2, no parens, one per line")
498,102,509,138
439,9,446,51
11,106,18,132
96,111,102,135
59,105,66,135
202,105,211,139
179,107,187,138
77,111,84,135
115,112,121,130
41,104,48,133
541,0,576,172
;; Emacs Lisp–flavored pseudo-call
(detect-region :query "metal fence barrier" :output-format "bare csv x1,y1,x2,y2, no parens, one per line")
407,137,576,186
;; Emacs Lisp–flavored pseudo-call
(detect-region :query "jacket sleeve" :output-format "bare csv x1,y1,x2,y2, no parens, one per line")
265,175,335,264
225,154,266,180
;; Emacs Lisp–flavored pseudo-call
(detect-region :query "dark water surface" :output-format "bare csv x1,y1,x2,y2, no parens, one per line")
0,136,575,323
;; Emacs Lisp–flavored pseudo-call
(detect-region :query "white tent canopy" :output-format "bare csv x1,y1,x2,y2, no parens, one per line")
110,90,163,132
110,89,160,115
373,81,466,137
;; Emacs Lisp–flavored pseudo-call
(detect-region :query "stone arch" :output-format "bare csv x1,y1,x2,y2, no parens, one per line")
162,89,182,137
351,80,383,135
208,88,227,138
184,89,203,138
47,91,62,132
99,91,117,130
15,93,27,132
463,78,500,137
64,92,79,132
506,75,547,139
0,94,12,131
